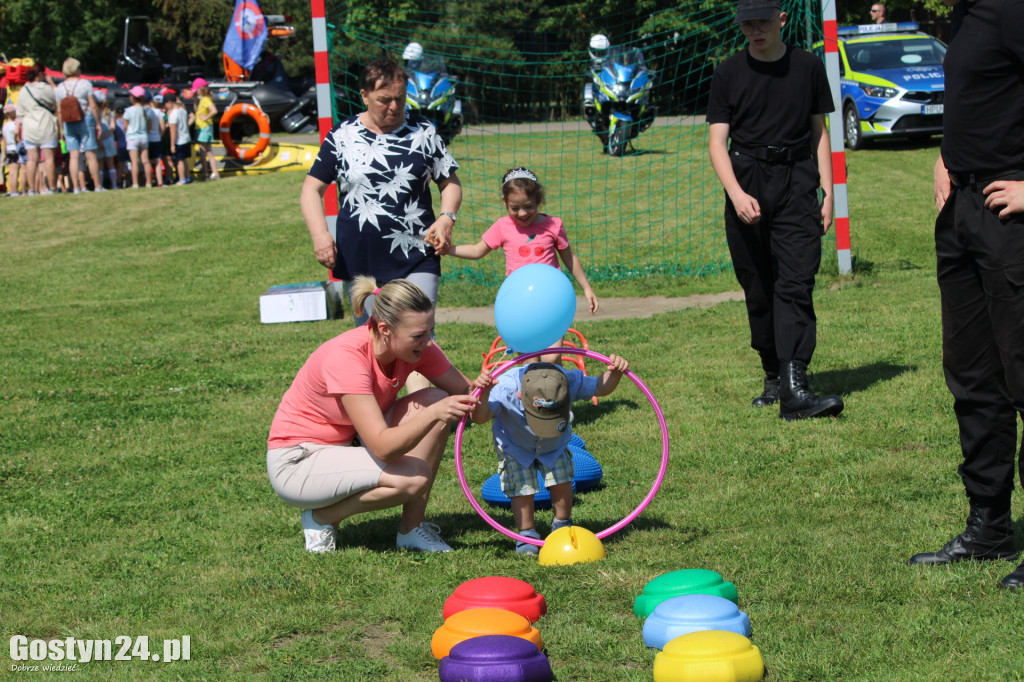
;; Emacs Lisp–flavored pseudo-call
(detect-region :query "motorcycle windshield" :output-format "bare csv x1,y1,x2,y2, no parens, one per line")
408,55,454,98
601,47,646,85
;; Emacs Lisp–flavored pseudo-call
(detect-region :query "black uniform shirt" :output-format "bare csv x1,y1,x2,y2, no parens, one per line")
707,45,834,149
941,0,1024,174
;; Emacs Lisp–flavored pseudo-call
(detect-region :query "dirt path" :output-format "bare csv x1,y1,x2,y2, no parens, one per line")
435,291,744,325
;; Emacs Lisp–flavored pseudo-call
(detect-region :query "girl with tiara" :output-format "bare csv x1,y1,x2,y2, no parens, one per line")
444,167,599,314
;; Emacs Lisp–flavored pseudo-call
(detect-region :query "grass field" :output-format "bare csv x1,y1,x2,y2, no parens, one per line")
2,135,1023,681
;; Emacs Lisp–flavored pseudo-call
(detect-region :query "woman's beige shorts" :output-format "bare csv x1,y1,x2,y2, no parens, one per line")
267,442,386,508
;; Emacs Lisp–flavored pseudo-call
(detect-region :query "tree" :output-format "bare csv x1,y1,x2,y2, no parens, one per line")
0,0,314,81
153,0,233,70
0,0,148,72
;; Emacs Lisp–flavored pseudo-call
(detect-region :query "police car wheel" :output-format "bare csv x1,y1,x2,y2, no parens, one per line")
844,104,865,151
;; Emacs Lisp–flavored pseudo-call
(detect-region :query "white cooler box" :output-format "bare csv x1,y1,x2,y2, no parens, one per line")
259,282,341,324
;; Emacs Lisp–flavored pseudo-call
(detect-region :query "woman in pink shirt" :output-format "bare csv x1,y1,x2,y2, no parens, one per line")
445,167,598,313
267,277,486,553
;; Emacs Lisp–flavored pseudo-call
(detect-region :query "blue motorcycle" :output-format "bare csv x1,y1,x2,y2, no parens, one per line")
583,46,657,156
404,48,463,145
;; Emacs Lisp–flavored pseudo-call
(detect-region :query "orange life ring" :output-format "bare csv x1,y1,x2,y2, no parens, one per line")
218,103,271,161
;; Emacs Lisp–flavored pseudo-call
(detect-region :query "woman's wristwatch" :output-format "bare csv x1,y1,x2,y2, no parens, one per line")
441,211,457,222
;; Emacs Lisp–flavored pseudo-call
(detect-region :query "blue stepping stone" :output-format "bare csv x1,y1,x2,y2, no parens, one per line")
642,594,752,650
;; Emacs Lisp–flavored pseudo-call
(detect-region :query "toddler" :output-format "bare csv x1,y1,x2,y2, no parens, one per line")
470,354,629,555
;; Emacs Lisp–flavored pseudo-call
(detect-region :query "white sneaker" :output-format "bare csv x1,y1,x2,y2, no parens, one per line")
396,522,453,553
302,509,336,553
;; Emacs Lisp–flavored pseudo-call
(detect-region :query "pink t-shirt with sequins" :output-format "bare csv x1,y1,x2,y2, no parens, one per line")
267,325,451,448
481,215,569,276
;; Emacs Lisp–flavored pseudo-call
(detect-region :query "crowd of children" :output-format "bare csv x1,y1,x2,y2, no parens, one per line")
2,76,219,196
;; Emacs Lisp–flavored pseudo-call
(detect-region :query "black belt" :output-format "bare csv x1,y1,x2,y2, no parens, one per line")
948,169,1023,189
730,142,812,164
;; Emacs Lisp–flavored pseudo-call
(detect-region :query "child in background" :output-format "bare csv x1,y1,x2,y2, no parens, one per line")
147,93,166,187
94,92,118,190
190,78,220,181
445,167,599,361
469,355,629,555
447,167,598,313
165,92,192,185
3,103,24,196
123,86,152,189
113,105,128,188
54,140,70,193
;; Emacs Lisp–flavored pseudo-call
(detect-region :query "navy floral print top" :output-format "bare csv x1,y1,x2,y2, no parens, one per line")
308,112,459,282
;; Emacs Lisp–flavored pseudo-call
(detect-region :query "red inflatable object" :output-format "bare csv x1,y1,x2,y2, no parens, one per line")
443,576,547,623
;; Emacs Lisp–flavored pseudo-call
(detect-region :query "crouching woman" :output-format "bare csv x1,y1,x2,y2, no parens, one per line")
267,277,482,553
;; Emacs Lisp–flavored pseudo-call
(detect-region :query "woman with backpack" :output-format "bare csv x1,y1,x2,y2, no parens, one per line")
54,58,104,193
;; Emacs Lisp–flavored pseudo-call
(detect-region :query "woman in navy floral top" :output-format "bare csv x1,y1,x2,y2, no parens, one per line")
301,57,462,326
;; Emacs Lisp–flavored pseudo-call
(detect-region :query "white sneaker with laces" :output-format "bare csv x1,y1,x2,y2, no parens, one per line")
302,509,336,553
396,522,453,553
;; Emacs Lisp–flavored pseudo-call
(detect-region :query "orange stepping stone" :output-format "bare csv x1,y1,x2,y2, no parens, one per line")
431,607,543,659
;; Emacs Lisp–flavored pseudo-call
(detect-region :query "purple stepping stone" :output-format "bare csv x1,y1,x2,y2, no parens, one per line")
439,634,552,682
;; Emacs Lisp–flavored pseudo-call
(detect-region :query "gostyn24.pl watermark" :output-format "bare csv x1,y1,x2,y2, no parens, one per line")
9,635,191,670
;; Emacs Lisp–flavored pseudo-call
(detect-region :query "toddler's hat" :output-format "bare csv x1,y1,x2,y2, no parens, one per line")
3,102,16,114
129,85,146,98
521,363,571,438
93,90,106,104
735,0,781,22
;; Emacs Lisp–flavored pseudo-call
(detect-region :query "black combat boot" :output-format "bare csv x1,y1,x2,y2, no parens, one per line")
907,501,1018,566
778,361,844,421
1000,559,1024,589
751,374,780,407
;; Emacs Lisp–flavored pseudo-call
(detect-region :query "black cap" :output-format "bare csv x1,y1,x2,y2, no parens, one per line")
735,0,781,22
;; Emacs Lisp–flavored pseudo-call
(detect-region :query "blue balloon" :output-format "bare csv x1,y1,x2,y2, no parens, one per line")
494,264,576,353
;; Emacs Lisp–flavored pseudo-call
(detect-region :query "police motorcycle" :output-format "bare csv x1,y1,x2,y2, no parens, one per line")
582,34,657,157
403,42,464,144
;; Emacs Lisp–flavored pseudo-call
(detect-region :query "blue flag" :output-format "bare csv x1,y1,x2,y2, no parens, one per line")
222,0,268,72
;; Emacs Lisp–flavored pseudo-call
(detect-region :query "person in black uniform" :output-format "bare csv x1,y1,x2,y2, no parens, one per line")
707,0,844,421
907,0,1024,590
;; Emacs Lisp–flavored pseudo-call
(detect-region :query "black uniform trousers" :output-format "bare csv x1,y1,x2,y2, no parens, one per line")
935,170,1024,501
724,150,824,372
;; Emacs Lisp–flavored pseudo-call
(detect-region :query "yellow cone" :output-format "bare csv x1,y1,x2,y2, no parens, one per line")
537,526,606,566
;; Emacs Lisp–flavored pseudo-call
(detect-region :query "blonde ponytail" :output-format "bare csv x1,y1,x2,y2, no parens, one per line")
350,276,432,329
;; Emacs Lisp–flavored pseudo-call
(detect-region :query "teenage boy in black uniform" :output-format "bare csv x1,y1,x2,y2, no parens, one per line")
906,0,1024,591
707,0,844,421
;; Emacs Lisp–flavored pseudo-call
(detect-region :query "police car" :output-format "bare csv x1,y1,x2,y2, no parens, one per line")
820,23,946,149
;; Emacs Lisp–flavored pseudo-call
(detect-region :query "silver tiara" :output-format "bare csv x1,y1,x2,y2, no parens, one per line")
503,168,538,185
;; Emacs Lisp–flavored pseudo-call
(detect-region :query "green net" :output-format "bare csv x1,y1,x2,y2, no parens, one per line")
324,0,828,286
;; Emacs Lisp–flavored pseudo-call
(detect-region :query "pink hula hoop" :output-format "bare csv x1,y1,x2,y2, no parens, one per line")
453,347,670,546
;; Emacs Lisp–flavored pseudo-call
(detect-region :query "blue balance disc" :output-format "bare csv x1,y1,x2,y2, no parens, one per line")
568,445,603,491
481,474,574,509
569,433,586,450
480,448,601,508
